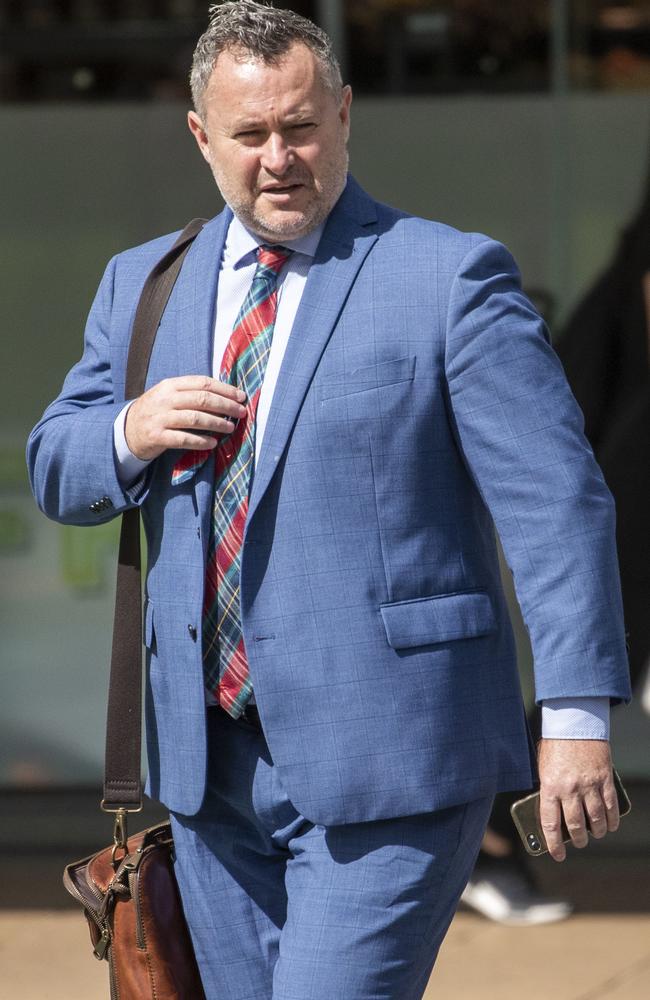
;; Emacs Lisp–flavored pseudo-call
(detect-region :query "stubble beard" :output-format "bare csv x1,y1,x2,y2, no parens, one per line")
212,148,349,243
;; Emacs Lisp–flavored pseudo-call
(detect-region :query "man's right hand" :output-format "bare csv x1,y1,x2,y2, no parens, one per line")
125,376,247,461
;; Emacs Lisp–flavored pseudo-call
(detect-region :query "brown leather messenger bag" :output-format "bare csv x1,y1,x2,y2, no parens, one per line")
63,219,208,1000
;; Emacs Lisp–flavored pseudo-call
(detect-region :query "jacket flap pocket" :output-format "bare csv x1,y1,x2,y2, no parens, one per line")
379,591,495,649
319,355,416,401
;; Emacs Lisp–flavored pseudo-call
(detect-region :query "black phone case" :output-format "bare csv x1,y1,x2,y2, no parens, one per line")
510,768,631,856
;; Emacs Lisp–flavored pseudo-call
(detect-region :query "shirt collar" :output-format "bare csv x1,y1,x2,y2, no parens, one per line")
222,213,325,269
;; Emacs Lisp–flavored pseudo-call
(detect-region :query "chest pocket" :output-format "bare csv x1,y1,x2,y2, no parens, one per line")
318,355,416,403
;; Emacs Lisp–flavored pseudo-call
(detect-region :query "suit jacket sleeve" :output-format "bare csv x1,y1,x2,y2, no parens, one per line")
26,255,150,525
444,237,631,705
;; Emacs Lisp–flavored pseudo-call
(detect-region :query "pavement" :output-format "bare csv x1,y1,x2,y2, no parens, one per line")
2,909,649,999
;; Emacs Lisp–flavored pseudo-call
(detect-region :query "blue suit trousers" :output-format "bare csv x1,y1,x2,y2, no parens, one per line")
170,708,492,1000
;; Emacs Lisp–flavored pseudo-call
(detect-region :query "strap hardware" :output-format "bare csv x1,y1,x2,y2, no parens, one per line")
100,801,143,866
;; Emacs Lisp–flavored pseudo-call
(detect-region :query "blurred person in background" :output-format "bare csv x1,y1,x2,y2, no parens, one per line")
27,2,632,997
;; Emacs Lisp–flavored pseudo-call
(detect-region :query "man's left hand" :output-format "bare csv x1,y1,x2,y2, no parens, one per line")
537,739,619,862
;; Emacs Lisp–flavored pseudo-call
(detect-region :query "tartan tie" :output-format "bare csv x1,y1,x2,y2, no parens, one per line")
203,244,290,717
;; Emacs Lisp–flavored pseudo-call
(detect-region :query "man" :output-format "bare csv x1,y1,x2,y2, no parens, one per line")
27,3,631,998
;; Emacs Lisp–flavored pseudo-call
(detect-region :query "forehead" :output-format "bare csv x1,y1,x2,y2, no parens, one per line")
204,42,330,120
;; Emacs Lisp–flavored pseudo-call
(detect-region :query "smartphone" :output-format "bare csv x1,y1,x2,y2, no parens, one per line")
510,768,631,857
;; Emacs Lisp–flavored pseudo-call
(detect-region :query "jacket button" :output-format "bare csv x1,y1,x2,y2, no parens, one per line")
188,624,197,641
102,496,113,509
89,502,99,513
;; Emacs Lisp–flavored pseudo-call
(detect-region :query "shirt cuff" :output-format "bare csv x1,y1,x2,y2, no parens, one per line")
541,697,610,740
113,401,151,488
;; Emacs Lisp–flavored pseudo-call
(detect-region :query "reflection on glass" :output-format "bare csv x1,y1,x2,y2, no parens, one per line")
0,1,648,100
347,1,550,93
570,2,650,90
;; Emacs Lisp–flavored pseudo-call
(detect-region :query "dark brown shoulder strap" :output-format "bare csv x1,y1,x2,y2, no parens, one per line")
103,218,206,811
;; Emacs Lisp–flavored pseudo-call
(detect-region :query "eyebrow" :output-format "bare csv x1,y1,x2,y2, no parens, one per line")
231,109,317,131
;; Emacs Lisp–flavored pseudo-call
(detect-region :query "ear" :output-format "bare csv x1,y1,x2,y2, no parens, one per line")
339,85,352,138
187,110,211,164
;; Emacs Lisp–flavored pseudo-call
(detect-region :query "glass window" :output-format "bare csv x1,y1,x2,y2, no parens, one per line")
346,1,551,94
0,2,316,102
569,1,650,90
0,1,648,101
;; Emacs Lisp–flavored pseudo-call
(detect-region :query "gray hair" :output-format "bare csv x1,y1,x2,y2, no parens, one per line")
190,1,342,118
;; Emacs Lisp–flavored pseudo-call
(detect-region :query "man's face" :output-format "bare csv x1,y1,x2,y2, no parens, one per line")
188,43,352,242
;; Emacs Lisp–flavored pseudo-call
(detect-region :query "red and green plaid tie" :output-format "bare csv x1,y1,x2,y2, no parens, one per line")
202,244,290,717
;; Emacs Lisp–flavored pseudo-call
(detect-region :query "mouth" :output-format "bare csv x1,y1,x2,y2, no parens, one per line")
259,183,305,201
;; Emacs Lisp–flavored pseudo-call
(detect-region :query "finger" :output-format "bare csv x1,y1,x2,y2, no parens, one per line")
159,430,219,451
162,375,247,401
602,772,620,832
561,795,589,849
539,794,566,862
583,787,608,839
172,390,248,418
167,410,238,435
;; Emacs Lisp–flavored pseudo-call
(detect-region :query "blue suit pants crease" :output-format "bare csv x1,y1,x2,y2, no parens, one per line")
170,708,493,1000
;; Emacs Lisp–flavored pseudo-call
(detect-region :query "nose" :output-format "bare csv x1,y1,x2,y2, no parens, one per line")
260,132,294,176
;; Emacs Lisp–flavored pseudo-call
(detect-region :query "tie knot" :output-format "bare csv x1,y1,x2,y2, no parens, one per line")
256,244,291,274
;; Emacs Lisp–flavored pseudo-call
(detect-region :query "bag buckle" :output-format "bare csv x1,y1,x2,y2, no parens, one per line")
100,801,143,867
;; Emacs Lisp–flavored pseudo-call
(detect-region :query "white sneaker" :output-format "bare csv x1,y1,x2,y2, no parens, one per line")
461,865,573,926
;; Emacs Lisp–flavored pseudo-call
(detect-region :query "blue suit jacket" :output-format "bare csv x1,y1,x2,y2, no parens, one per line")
27,177,631,823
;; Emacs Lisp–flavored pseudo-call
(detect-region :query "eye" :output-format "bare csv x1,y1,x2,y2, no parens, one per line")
234,128,265,143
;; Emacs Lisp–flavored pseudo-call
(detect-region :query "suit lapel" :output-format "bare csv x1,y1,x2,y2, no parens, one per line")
172,207,233,379
247,179,378,523
161,207,232,533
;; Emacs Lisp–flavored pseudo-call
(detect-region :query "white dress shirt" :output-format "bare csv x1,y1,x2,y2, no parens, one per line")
113,214,609,740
